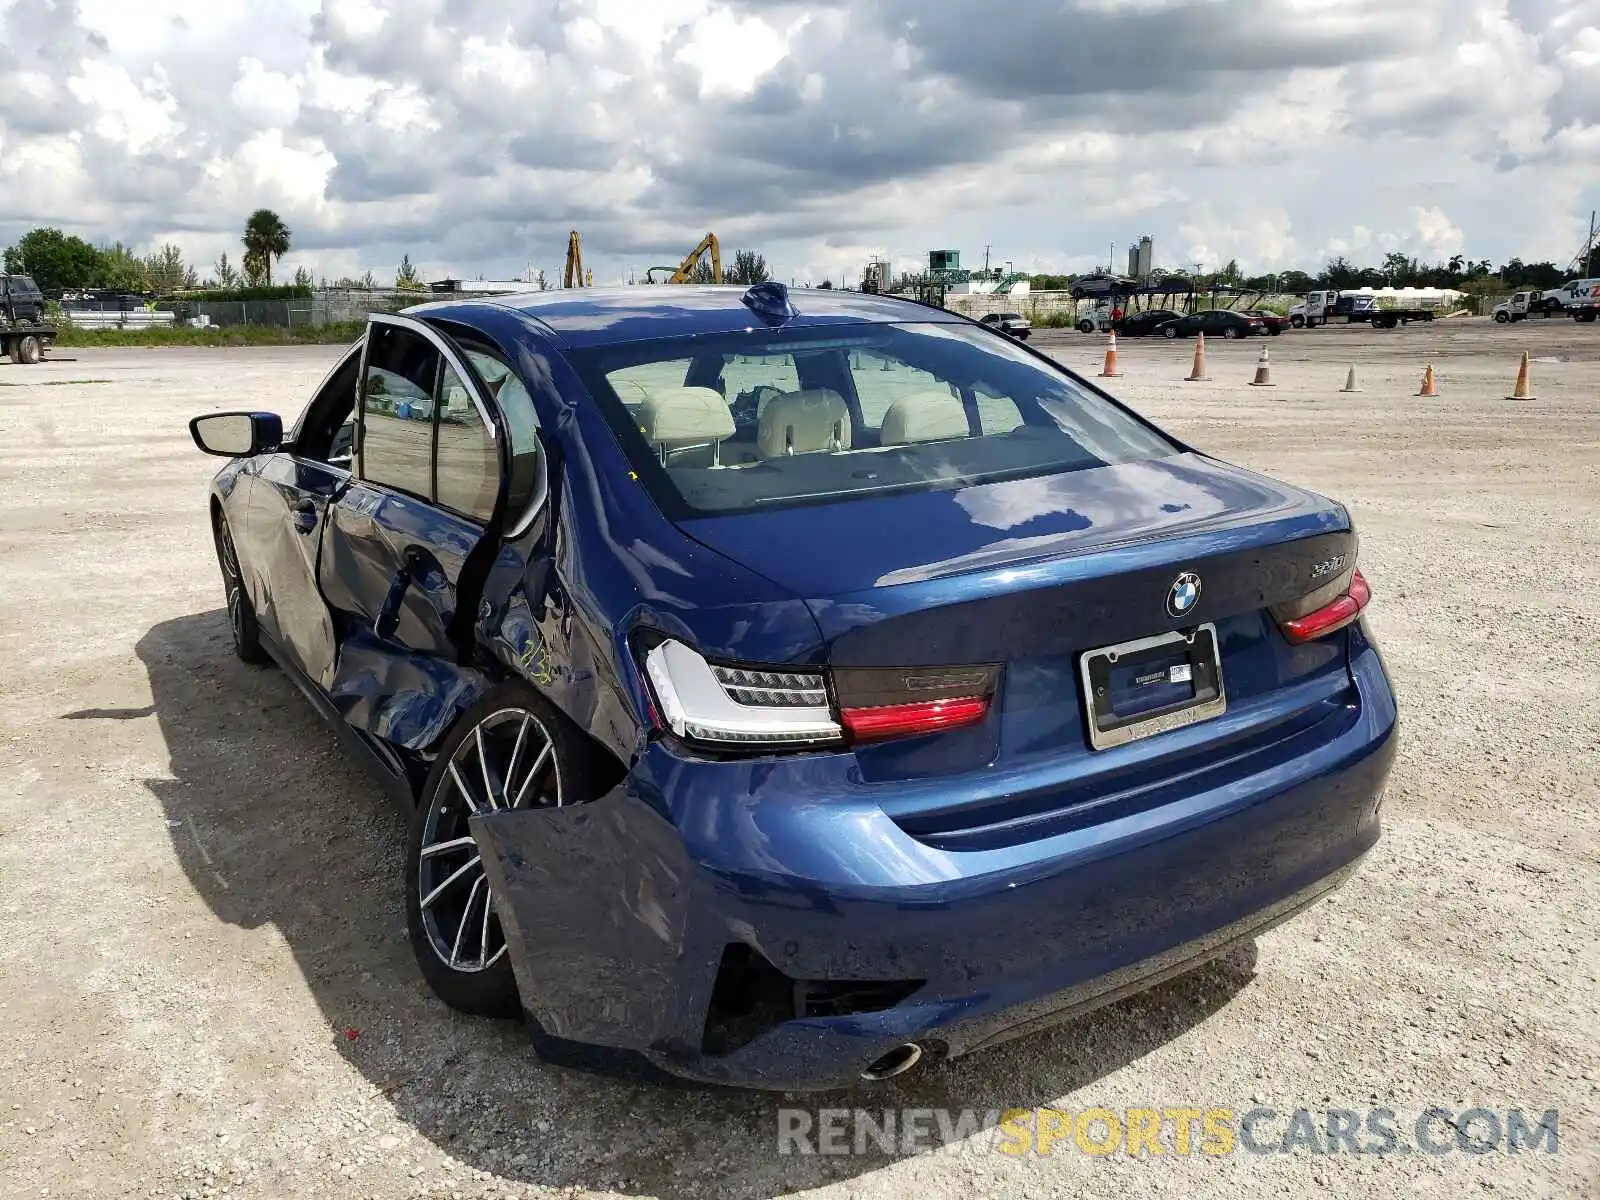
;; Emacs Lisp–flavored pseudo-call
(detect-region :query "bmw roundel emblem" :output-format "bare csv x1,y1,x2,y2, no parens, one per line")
1166,571,1202,618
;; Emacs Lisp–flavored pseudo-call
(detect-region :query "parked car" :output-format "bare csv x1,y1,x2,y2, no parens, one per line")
977,311,1031,339
190,283,1395,1091
1161,309,1267,339
1239,308,1289,335
1113,309,1182,337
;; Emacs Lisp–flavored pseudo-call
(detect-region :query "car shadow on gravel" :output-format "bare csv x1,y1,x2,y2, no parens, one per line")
129,610,1260,1199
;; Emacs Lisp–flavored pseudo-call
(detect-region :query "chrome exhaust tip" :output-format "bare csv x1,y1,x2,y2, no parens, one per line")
860,1043,923,1081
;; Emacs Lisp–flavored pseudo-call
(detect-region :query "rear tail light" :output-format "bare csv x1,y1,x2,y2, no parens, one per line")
1274,568,1371,644
643,640,842,748
834,665,999,743
639,640,999,750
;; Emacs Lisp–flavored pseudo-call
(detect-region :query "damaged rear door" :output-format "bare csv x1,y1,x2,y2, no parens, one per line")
317,314,510,751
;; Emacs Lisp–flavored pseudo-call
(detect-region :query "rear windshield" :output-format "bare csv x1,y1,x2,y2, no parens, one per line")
571,321,1179,517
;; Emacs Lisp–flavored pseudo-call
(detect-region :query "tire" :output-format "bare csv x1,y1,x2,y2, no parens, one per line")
405,682,613,1018
1163,324,1180,339
1268,326,1282,336
1222,326,1240,340
1495,312,1510,323
1077,320,1094,333
1290,315,1305,328
213,512,269,665
13,335,42,364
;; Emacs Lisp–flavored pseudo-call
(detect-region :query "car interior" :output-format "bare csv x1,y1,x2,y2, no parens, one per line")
594,330,1176,513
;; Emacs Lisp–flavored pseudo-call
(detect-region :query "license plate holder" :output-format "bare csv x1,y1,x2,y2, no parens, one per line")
1079,624,1226,750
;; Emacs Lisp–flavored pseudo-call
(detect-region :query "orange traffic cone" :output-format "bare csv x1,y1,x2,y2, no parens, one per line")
1185,332,1210,381
1249,344,1275,387
1416,363,1438,397
1099,331,1122,378
1506,351,1536,401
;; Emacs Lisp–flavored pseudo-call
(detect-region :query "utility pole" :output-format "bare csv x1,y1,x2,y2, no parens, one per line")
983,244,992,278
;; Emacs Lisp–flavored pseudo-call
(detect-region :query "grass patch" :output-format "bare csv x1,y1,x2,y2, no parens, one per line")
53,321,367,348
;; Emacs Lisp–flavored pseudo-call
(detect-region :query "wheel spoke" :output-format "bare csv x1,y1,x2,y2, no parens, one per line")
421,855,481,910
419,835,476,859
478,882,494,965
474,725,500,810
503,716,530,805
448,761,482,814
511,741,553,809
450,875,486,967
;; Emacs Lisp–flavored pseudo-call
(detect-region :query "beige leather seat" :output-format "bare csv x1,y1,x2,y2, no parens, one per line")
880,391,971,445
637,386,735,462
757,389,852,459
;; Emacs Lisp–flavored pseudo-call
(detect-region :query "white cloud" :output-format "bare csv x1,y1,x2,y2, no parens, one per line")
1,0,1596,284
66,61,182,156
231,58,302,129
674,9,790,96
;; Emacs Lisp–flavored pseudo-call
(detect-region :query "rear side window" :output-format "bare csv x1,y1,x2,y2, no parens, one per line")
573,321,1178,517
360,325,438,499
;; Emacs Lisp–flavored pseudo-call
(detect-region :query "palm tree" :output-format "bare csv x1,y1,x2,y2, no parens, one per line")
1448,254,1465,274
242,209,291,286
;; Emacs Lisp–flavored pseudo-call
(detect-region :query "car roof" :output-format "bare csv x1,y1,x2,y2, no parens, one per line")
405,285,964,349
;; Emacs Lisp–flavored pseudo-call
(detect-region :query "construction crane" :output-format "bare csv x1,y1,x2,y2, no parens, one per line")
563,230,592,287
1566,210,1598,277
646,232,722,284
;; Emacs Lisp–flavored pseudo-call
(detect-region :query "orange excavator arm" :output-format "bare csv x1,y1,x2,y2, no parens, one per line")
650,233,722,284
563,230,586,288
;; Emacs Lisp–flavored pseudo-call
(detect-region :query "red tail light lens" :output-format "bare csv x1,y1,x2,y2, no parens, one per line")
834,664,1001,743
841,695,990,741
1280,569,1371,643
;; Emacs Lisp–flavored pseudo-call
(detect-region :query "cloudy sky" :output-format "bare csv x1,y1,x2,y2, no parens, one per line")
2,0,1597,287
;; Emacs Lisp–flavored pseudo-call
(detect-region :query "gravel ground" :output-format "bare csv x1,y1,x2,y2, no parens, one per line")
0,318,1596,1199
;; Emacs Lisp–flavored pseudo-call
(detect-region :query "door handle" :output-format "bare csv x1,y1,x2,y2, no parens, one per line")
377,566,411,641
290,498,318,534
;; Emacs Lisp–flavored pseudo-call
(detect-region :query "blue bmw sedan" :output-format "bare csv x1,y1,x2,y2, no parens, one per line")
190,283,1396,1090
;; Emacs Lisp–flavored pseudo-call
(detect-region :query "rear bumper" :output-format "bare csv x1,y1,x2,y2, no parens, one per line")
473,638,1396,1091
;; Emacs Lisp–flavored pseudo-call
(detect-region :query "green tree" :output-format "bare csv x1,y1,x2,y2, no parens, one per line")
212,252,240,289
241,209,292,286
724,249,770,285
242,248,269,287
143,243,190,294
98,242,150,291
292,265,313,289
3,227,104,290
395,253,422,290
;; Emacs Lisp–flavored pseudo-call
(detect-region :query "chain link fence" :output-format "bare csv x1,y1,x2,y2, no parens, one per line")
59,289,426,330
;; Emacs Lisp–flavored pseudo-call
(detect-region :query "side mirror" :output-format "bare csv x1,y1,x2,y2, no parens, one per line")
189,412,282,458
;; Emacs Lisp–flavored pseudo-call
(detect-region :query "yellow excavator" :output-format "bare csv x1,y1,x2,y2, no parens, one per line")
563,230,593,287
647,232,723,284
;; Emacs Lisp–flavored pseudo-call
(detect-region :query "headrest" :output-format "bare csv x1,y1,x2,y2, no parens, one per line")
757,389,851,459
638,386,734,448
880,391,971,445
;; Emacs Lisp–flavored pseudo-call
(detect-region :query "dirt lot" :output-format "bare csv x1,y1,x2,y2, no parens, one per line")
1,318,1596,1199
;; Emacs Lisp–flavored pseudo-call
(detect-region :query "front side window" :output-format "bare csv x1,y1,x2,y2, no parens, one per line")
573,321,1179,518
361,325,439,499
435,356,500,521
